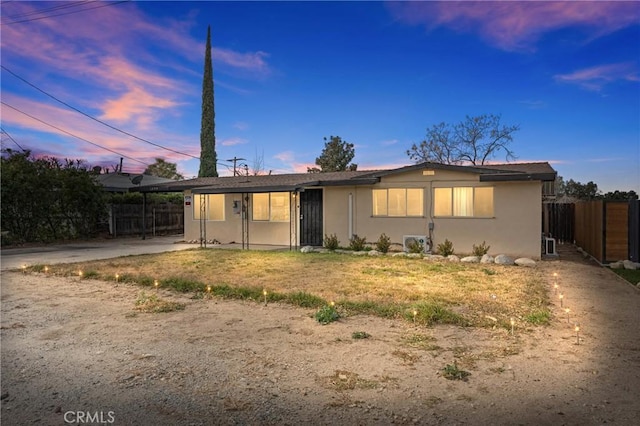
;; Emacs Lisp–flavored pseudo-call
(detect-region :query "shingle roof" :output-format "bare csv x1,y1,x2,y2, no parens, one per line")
134,162,555,193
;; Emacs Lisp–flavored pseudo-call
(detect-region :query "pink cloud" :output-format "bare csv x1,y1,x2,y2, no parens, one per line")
554,63,640,91
387,1,640,51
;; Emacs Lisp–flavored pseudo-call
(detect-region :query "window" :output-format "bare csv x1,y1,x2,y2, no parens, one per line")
193,194,225,221
372,188,423,217
252,192,290,222
434,187,493,217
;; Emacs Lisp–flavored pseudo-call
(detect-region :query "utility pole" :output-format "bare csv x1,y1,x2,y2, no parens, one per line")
226,157,246,176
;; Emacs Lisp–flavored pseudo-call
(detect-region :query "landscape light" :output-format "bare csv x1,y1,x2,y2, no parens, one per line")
559,293,564,308
263,289,268,306
575,324,580,344
510,317,515,335
565,308,570,324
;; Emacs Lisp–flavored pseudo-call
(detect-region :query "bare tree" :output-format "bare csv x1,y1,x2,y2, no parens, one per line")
407,114,519,165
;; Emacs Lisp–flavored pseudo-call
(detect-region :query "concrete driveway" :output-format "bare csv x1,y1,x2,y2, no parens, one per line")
0,235,195,271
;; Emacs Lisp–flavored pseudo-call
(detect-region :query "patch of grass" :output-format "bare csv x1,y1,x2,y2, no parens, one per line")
324,370,378,391
134,291,186,313
407,303,468,326
525,309,551,325
401,333,441,351
612,268,640,286
286,291,325,308
392,350,420,365
442,361,471,381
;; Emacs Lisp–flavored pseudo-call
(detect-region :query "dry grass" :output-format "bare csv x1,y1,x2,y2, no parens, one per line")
40,248,550,327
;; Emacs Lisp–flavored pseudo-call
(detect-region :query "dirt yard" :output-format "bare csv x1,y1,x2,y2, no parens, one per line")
1,246,639,425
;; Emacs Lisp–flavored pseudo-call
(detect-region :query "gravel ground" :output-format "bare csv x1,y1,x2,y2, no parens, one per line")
1,245,639,425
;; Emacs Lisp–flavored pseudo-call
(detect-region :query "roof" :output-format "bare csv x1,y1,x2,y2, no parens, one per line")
96,172,176,192
134,162,556,194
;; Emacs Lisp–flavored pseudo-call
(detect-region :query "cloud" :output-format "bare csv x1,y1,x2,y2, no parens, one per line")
213,48,271,76
233,121,250,131
220,137,248,147
387,1,640,51
274,151,295,163
554,63,639,91
380,139,399,146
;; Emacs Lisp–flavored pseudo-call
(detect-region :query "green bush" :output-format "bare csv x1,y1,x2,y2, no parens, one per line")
349,234,367,251
472,241,491,256
323,233,340,251
436,239,454,257
315,304,340,325
375,233,392,253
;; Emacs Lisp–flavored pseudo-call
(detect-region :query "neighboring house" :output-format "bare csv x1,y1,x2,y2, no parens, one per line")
135,162,556,259
96,172,175,192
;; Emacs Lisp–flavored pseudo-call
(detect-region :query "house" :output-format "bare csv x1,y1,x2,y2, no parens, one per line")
136,162,556,259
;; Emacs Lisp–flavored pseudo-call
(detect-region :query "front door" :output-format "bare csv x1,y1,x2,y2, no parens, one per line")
300,189,323,246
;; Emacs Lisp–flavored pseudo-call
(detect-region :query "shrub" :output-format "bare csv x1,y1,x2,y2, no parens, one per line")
324,233,340,251
472,241,491,256
436,239,454,257
406,239,424,254
351,331,371,339
375,233,391,253
442,361,471,381
349,234,367,251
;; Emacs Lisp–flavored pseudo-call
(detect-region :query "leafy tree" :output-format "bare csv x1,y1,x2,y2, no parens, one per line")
144,158,183,180
198,25,218,177
407,114,519,165
308,136,357,173
561,178,601,201
602,190,638,200
1,149,107,244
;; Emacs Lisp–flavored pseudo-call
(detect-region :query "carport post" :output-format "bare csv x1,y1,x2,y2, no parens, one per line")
142,192,147,240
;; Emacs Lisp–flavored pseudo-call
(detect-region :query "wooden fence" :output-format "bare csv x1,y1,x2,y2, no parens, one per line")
109,204,184,237
545,200,639,263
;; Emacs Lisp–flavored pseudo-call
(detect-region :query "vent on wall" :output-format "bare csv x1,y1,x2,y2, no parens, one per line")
403,235,428,253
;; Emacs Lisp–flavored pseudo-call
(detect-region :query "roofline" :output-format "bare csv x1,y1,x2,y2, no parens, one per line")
480,172,557,182
191,177,380,194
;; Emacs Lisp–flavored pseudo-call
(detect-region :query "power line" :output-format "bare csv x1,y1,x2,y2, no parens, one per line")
0,1,131,26
1,101,149,167
0,126,26,152
2,1,92,21
1,65,201,160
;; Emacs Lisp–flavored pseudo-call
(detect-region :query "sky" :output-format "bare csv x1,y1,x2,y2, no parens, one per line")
1,1,639,193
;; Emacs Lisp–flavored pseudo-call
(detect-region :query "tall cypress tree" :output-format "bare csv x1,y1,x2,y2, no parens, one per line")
198,25,218,177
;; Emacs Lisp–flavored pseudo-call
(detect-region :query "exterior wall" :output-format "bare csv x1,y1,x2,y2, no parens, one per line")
183,191,293,245
323,168,543,259
183,166,544,258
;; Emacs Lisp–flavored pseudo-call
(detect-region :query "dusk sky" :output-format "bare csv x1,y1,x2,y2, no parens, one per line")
1,1,639,193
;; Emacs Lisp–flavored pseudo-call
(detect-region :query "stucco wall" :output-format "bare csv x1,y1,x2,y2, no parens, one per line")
183,166,543,258
323,168,543,259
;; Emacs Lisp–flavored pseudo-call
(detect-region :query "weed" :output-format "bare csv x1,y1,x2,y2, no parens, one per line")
349,234,367,251
375,233,392,253
482,268,496,276
351,331,371,339
472,241,491,256
82,270,99,279
315,304,340,324
442,361,471,381
325,370,377,391
324,233,340,251
436,239,455,257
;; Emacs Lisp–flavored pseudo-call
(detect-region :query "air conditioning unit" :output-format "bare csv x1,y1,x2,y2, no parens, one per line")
544,237,557,255
403,235,429,253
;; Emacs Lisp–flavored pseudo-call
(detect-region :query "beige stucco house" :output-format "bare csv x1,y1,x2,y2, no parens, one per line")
138,162,556,259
